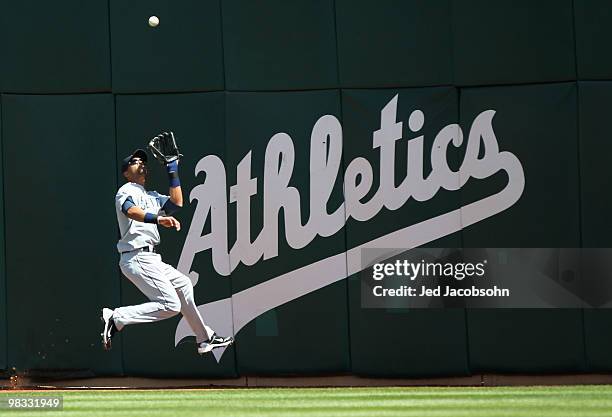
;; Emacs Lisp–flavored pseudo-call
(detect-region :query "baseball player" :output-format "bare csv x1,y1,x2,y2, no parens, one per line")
101,134,234,355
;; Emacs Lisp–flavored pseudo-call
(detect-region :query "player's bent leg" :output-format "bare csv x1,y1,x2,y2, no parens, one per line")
169,273,214,342
163,263,234,354
112,298,181,325
111,253,183,328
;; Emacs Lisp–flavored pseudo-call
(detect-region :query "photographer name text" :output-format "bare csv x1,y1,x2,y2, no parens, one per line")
371,260,510,298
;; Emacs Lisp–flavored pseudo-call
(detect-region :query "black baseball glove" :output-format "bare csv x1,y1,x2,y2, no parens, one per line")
148,131,183,164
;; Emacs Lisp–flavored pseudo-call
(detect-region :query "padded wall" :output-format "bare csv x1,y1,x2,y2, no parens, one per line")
460,83,584,372
335,0,453,88
578,82,612,248
222,0,338,90
342,88,469,377
226,91,350,374
2,94,121,374
574,0,612,79
109,0,224,93
2,0,612,378
578,82,612,371
0,96,5,371
452,0,576,86
0,0,111,93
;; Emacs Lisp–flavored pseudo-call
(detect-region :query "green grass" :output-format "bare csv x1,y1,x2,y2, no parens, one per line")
3,386,612,417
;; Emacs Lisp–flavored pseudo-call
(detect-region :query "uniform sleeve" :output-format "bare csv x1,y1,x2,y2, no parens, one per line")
115,188,133,212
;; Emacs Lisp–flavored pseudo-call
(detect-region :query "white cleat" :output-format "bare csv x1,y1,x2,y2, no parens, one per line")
198,333,234,355
100,308,116,351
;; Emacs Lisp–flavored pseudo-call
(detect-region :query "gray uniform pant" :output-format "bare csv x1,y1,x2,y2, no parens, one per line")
112,251,214,343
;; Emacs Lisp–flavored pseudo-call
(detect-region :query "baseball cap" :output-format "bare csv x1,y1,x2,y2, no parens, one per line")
121,149,148,172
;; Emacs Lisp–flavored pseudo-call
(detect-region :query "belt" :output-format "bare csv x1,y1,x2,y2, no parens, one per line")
122,246,156,254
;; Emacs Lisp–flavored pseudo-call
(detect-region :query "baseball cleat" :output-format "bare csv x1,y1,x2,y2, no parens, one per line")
197,333,234,354
100,308,117,351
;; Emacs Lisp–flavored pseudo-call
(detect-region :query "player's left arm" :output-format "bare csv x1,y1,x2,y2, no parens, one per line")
166,160,183,207
159,160,183,216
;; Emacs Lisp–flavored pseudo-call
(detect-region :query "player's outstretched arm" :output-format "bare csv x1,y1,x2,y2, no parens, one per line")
168,184,183,207
124,205,181,231
148,131,184,208
166,160,183,207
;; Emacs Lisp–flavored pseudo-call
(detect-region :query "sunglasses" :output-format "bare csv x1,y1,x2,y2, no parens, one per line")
128,158,146,166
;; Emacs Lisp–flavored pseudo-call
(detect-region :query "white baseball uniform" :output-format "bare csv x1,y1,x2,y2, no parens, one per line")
110,182,214,343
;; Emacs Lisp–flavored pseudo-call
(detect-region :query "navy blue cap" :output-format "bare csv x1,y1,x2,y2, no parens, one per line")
121,149,148,172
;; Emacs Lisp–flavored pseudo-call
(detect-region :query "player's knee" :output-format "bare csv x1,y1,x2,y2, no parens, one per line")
163,296,182,315
178,283,193,300
174,277,194,298
176,275,193,291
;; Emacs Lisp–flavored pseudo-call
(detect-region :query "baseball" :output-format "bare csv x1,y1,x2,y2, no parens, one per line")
148,16,159,27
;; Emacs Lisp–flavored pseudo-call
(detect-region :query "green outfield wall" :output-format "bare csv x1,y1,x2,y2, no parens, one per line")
1,0,611,378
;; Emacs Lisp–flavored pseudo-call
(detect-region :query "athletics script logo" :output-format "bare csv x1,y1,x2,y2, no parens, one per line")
174,94,525,361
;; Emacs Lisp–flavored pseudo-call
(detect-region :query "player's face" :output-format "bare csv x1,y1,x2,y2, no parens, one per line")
124,157,148,182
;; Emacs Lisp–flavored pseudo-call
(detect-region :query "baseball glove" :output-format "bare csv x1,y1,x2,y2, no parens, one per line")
148,131,183,164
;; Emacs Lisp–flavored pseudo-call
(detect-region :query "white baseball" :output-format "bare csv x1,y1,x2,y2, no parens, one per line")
148,16,160,27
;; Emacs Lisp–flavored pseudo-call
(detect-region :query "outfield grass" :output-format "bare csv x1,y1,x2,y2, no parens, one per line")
2,386,612,417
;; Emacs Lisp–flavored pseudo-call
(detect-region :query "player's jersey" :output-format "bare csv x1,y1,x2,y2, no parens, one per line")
115,182,170,253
